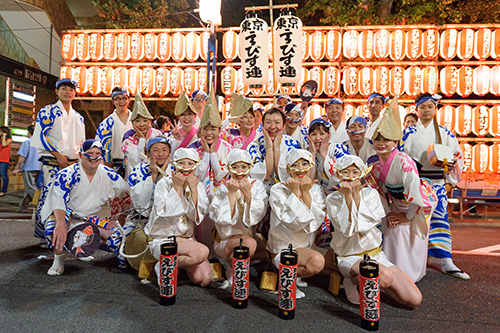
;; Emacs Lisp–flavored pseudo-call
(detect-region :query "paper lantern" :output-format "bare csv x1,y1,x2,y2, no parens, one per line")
156,33,171,62
404,66,422,98
309,66,324,96
240,16,269,88
294,67,309,95
249,83,265,96
116,33,130,62
460,143,473,173
266,66,280,95
223,30,239,61
197,67,207,94
59,66,72,80
304,103,323,125
302,31,311,61
130,32,144,61
183,67,199,96
437,105,456,133
389,66,404,97
73,67,88,95
440,66,459,97
155,67,170,97
373,66,390,96
358,30,374,60
455,104,473,135
471,143,489,173
236,68,250,96
421,66,439,95
489,144,500,173
457,28,475,60
61,34,76,61
144,33,157,61
142,67,156,97
472,105,489,137
421,29,439,60
113,67,128,91
221,66,237,96
457,66,474,97
310,30,326,61
171,32,185,63
169,67,183,96
474,28,492,61
406,29,422,60
491,29,500,60
87,66,101,96
88,33,103,62
325,30,342,61
103,33,117,62
440,29,458,61
406,104,417,115
273,14,303,85
355,104,369,118
200,31,211,61
390,29,406,61
342,66,358,97
358,66,373,98
490,65,500,96
343,103,356,121
268,31,273,61
324,66,340,96
473,66,490,96
489,106,500,137
343,30,359,60
100,66,114,96
374,29,390,59
76,34,90,62
127,67,142,95
185,32,200,62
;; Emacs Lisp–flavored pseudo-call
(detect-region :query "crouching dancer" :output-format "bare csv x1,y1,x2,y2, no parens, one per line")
146,148,213,287
325,155,422,308
39,139,131,275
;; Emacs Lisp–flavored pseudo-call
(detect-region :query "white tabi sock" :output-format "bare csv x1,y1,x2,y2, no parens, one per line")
343,278,360,305
296,277,308,288
441,258,470,280
47,254,65,276
295,287,306,299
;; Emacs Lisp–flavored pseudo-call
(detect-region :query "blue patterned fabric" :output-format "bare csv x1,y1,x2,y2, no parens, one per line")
96,116,114,163
428,183,452,259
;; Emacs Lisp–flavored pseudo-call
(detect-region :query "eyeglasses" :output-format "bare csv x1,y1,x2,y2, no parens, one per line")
113,97,129,102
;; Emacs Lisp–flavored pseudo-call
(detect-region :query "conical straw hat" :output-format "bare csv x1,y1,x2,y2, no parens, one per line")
199,86,221,128
131,89,153,121
371,96,402,141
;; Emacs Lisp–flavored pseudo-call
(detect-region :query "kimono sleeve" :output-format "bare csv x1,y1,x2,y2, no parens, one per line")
242,179,269,228
31,105,60,153
153,177,190,220
248,137,266,182
209,184,234,227
128,163,154,211
96,116,114,164
442,127,463,186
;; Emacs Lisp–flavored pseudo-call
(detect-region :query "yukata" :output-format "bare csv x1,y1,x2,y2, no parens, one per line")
267,182,326,268
146,177,209,260
209,178,268,259
288,125,309,149
31,100,85,187
121,128,162,178
400,120,464,259
367,150,437,282
96,110,132,175
329,122,349,144
365,116,382,140
320,144,349,192
342,138,377,164
221,127,257,150
170,126,198,157
35,163,132,265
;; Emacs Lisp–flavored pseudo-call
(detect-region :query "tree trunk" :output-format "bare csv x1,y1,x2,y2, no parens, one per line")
379,0,394,18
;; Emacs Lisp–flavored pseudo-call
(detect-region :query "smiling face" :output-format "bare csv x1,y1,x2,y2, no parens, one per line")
112,94,130,111
285,110,302,130
309,127,329,150
239,111,255,130
347,122,366,142
178,109,197,127
56,85,76,104
199,124,220,145
192,92,206,114
80,147,102,171
148,142,171,166
229,161,251,180
337,164,361,181
372,134,398,154
288,158,312,179
175,158,198,176
262,112,284,141
276,97,289,110
404,115,418,128
368,98,384,119
326,104,343,125
417,100,436,123
132,116,152,135
254,110,263,127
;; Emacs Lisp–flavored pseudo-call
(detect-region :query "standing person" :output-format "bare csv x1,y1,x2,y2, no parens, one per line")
342,115,376,163
404,113,419,128
12,125,41,212
96,87,132,177
275,94,292,111
31,79,85,188
0,126,12,197
324,98,349,144
284,103,309,149
400,93,469,280
253,104,264,129
221,93,257,150
170,92,199,155
365,93,388,139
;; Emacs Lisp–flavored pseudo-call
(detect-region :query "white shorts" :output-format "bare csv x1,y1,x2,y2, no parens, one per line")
213,239,230,259
148,236,195,260
337,251,394,278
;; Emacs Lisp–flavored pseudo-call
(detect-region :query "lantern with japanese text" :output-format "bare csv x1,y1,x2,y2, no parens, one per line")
343,66,358,97
457,28,475,60
437,105,456,133
273,13,303,86
489,106,500,137
474,28,492,61
59,66,72,80
440,29,458,61
198,67,207,93
472,105,489,137
268,31,273,61
236,68,250,96
128,67,142,95
421,66,439,95
309,67,324,96
358,67,373,98
440,66,459,97
310,30,326,61
240,15,269,88
142,67,156,97
455,104,473,135
473,66,490,96
157,32,171,62
490,65,500,96
326,30,342,61
406,104,417,115
76,34,90,62
249,83,265,96
343,30,359,60
404,66,422,98
472,143,489,173
266,66,280,95
103,33,117,62
491,29,500,60
373,29,390,59
113,67,128,90
88,66,101,96
457,66,474,97
373,66,390,96
200,31,210,61
116,33,130,62
130,32,144,61
100,66,114,96
302,31,310,61
389,66,404,97
460,143,473,173
89,33,103,61
324,66,340,96
358,30,374,61
294,67,309,95
343,104,356,121
183,67,199,96
421,29,439,60
74,66,88,95
355,104,369,118
171,32,185,63
406,29,422,60
304,103,323,125
221,66,237,96
155,67,170,97
223,30,239,61
61,34,76,61
144,33,157,61
185,32,200,62
489,144,500,173
169,67,183,96
390,29,406,61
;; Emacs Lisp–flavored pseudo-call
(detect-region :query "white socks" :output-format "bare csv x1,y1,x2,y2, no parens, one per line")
441,258,470,280
295,287,306,299
343,278,360,305
296,277,308,288
47,254,65,276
